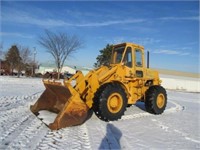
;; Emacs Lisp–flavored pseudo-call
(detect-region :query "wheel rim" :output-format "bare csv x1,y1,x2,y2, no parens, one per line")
107,93,123,113
156,93,165,108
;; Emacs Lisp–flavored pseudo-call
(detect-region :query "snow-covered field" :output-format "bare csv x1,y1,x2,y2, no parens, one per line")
0,76,200,149
160,74,200,92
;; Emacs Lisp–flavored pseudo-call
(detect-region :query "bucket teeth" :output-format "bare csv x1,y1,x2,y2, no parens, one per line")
30,80,89,130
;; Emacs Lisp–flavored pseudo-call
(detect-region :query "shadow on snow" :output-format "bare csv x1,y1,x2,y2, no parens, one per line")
99,123,122,150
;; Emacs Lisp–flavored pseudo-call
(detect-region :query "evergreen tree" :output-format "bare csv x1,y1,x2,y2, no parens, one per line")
5,45,22,76
94,44,113,67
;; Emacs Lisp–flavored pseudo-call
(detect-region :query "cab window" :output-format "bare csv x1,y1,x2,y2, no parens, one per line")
112,46,125,64
135,49,142,67
123,47,132,68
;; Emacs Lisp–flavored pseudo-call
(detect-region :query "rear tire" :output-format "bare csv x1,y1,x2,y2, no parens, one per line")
145,85,167,114
92,83,127,121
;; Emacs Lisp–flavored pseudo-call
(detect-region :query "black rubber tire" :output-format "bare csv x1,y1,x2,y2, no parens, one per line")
92,83,127,121
127,104,132,107
145,85,167,114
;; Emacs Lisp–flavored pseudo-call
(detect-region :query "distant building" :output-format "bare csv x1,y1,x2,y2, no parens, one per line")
62,66,76,74
0,60,10,75
37,64,92,75
37,65,76,74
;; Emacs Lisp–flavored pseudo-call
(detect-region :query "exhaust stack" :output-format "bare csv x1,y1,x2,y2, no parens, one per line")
147,51,150,68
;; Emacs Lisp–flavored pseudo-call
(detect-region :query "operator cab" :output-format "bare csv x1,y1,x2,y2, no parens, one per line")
111,43,145,77
111,43,144,67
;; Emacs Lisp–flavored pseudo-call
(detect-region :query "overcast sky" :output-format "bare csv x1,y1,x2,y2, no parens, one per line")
1,1,199,73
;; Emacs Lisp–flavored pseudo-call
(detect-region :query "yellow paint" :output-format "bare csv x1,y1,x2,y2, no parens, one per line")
31,42,163,129
61,42,161,107
107,93,123,113
156,93,165,108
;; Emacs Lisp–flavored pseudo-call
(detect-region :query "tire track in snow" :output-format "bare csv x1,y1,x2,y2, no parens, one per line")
164,100,185,114
35,129,66,150
88,102,184,149
0,92,41,111
0,105,33,129
0,88,186,149
173,129,200,144
0,90,92,150
0,113,35,149
35,124,91,150
151,119,200,144
0,104,48,149
6,118,47,150
0,92,42,133
121,100,184,121
121,112,152,120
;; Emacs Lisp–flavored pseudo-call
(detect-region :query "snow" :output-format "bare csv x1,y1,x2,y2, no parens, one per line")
160,74,200,92
0,76,200,149
37,111,57,126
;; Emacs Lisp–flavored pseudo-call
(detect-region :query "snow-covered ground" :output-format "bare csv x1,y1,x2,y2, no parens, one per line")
160,74,200,92
0,76,200,149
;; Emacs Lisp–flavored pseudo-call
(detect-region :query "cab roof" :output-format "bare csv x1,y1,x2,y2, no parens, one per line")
114,42,144,50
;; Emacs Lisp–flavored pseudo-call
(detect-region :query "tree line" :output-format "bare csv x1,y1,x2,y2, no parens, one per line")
0,29,113,79
0,44,37,77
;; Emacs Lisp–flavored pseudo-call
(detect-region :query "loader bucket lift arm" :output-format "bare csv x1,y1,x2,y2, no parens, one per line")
30,65,119,130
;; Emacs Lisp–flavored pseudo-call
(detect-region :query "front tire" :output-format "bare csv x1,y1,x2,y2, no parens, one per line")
92,83,127,121
145,85,167,114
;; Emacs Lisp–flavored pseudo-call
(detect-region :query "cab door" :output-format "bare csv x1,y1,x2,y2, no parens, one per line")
133,48,145,100
135,49,144,78
122,47,134,78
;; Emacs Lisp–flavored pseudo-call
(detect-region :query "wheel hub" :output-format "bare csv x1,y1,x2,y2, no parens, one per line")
107,93,123,113
157,93,165,108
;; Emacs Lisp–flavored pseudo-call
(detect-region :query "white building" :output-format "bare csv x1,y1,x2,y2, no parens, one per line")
37,65,91,75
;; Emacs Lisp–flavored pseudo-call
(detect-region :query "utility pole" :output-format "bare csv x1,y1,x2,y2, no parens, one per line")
32,47,37,76
0,44,3,76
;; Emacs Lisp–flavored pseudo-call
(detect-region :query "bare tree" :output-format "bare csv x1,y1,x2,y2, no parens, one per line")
20,47,32,65
18,46,34,77
38,30,83,79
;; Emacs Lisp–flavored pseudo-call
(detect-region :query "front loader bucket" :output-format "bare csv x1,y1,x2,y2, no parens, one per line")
30,80,89,130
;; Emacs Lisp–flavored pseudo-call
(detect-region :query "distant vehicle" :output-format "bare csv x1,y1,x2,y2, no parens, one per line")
64,72,74,79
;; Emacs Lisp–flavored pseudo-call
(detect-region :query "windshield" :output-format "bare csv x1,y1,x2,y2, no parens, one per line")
111,46,125,64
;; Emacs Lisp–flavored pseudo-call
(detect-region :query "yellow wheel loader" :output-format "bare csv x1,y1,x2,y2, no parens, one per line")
30,42,167,130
